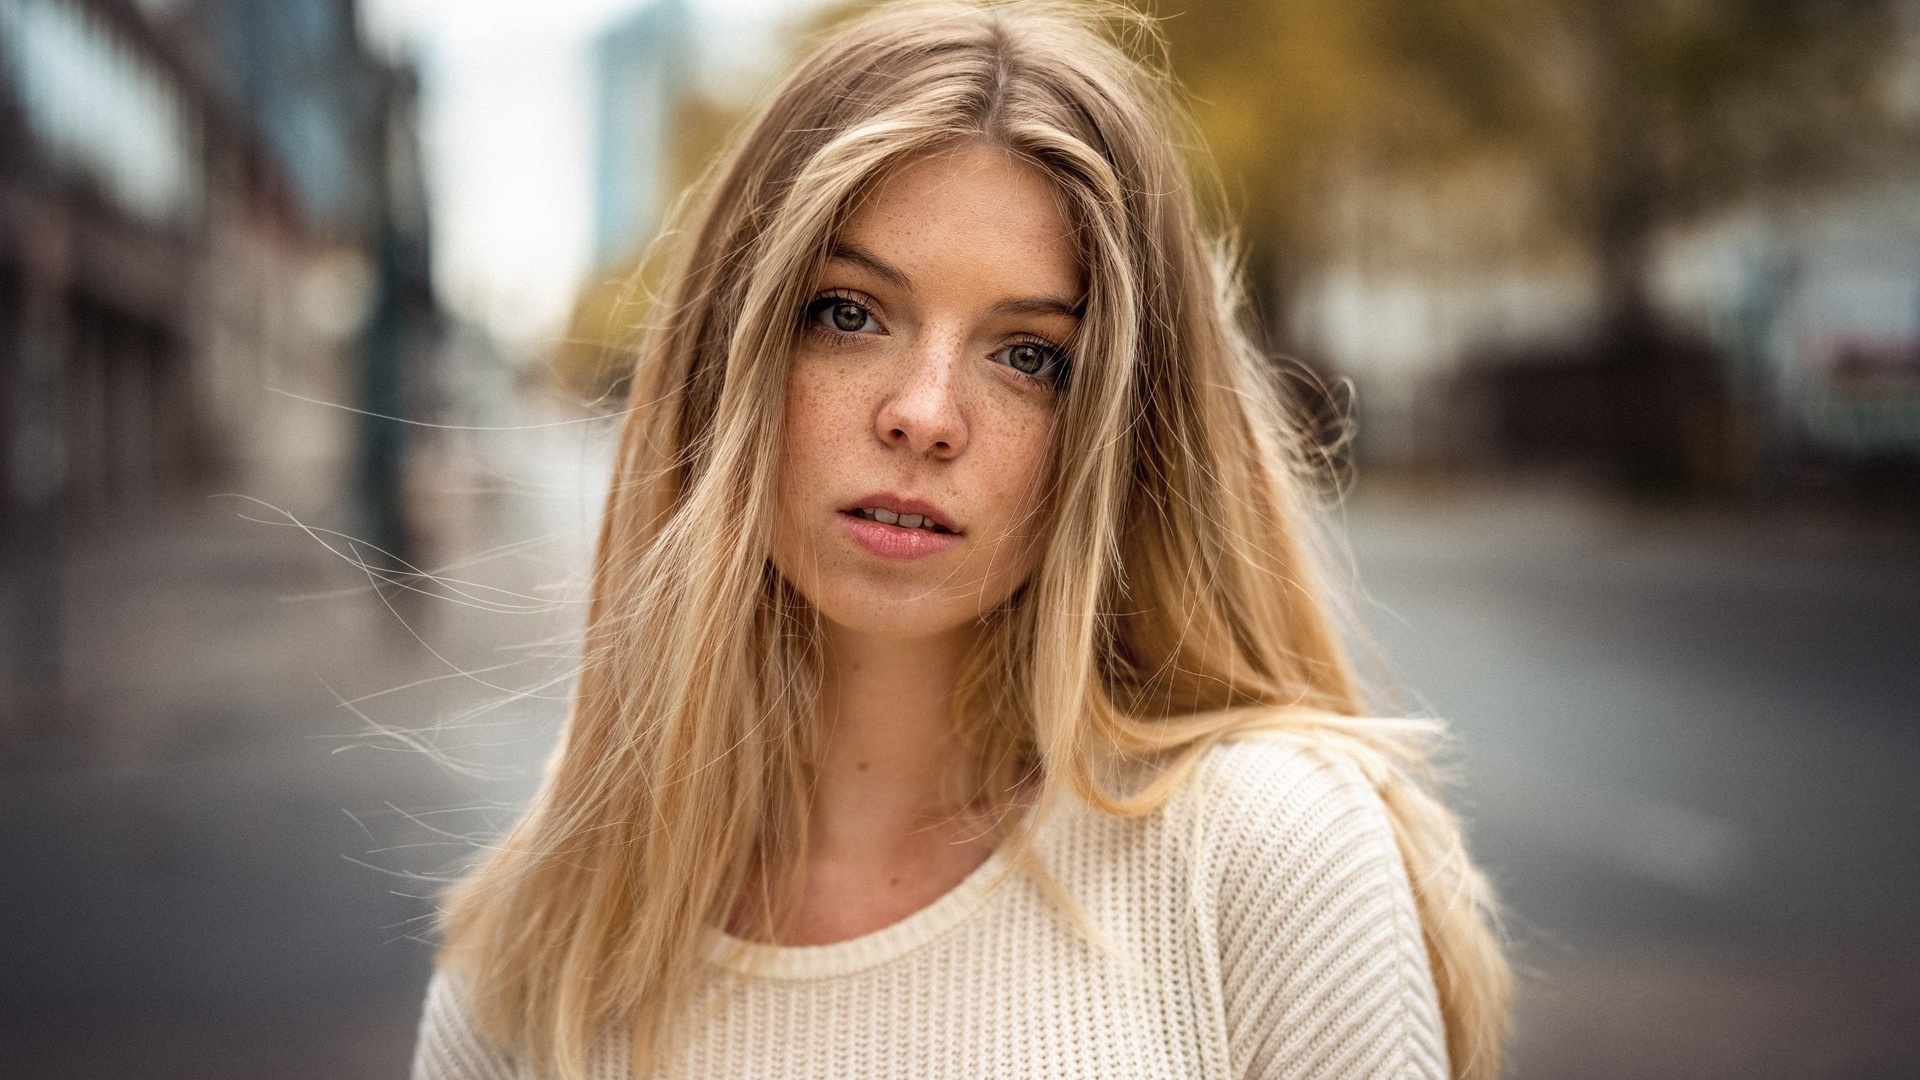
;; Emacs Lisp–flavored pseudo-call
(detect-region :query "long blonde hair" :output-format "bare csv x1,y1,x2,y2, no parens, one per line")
436,2,1510,1076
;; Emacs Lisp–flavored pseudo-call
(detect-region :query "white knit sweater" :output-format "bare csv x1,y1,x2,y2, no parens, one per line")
411,737,1448,1079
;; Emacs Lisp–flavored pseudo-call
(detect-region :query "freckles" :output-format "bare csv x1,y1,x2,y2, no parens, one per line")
789,354,885,440
785,366,854,458
974,410,1055,534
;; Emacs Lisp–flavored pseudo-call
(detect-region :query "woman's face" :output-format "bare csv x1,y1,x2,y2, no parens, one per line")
771,141,1081,643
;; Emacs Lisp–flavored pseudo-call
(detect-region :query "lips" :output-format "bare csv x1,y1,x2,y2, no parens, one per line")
839,494,960,534
836,492,962,560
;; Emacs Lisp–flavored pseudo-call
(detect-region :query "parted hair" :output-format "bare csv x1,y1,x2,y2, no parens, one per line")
434,2,1511,1077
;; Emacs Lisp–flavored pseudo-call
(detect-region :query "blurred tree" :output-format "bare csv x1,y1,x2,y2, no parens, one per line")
1153,0,1919,482
1526,0,1913,332
1519,0,1916,484
1154,0,1915,337
1147,0,1546,342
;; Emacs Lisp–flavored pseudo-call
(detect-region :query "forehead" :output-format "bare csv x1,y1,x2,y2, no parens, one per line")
832,142,1083,298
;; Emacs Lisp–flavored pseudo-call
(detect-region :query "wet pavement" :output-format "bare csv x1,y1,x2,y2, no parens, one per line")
2,437,1916,1077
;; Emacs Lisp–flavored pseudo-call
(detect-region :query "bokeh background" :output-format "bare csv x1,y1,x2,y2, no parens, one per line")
3,0,1919,1076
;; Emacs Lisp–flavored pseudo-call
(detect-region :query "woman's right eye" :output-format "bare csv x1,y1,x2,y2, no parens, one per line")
807,297,881,335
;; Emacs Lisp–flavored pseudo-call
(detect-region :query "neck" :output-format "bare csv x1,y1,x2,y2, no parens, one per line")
810,620,981,857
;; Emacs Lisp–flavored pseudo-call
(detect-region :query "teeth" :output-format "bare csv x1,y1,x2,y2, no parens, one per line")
854,507,946,532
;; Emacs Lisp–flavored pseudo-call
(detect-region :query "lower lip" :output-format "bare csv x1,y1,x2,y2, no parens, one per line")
838,512,961,560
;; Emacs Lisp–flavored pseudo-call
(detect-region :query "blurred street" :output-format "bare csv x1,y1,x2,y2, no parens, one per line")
0,398,610,1078
6,1,1919,1077
1349,482,1920,1080
3,446,1917,1078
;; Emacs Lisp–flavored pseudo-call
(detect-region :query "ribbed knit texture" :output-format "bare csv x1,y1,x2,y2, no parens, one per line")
410,737,1448,1080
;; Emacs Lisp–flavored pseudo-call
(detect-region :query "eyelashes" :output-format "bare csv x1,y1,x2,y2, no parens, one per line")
995,338,1071,386
800,291,1072,390
805,292,882,336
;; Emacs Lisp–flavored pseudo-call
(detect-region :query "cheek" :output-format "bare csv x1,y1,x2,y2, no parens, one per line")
772,357,870,561
773,370,820,554
977,410,1057,554
786,353,864,460
780,352,881,461
778,370,824,484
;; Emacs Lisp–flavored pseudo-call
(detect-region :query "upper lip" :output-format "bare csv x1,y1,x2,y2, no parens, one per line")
841,493,961,533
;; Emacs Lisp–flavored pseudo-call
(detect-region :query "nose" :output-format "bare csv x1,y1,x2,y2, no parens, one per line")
875,331,968,458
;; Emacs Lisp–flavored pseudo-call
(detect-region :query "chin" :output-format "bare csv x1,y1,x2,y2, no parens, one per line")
810,580,981,642
770,526,1030,643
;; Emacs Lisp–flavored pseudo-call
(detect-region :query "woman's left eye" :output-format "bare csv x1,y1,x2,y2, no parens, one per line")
993,340,1069,385
806,297,880,335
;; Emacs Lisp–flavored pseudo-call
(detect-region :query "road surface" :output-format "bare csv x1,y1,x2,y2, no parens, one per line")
2,455,1914,1078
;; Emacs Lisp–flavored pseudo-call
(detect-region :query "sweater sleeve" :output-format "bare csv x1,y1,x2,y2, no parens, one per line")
410,970,520,1080
1197,739,1449,1080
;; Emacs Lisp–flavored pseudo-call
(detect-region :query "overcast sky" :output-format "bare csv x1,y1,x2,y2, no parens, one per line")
361,0,817,354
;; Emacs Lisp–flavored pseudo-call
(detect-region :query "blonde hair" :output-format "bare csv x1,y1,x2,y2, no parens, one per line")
436,2,1510,1077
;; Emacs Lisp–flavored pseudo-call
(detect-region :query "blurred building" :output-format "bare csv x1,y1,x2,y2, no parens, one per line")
174,0,440,557
591,0,690,269
2,0,297,520
0,0,435,738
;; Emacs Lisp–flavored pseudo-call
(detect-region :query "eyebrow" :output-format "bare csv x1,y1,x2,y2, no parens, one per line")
826,240,1085,321
827,240,912,291
991,295,1084,321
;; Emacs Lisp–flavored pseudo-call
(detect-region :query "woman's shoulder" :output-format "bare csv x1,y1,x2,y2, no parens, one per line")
1184,733,1388,837
1045,731,1395,874
1178,734,1449,1078
1168,732,1412,912
411,968,520,1080
1037,733,1389,914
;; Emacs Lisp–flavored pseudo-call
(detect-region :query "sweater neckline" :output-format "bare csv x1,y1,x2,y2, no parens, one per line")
707,822,1028,981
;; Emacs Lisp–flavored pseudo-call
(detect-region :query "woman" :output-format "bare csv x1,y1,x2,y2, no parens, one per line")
412,2,1510,1077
